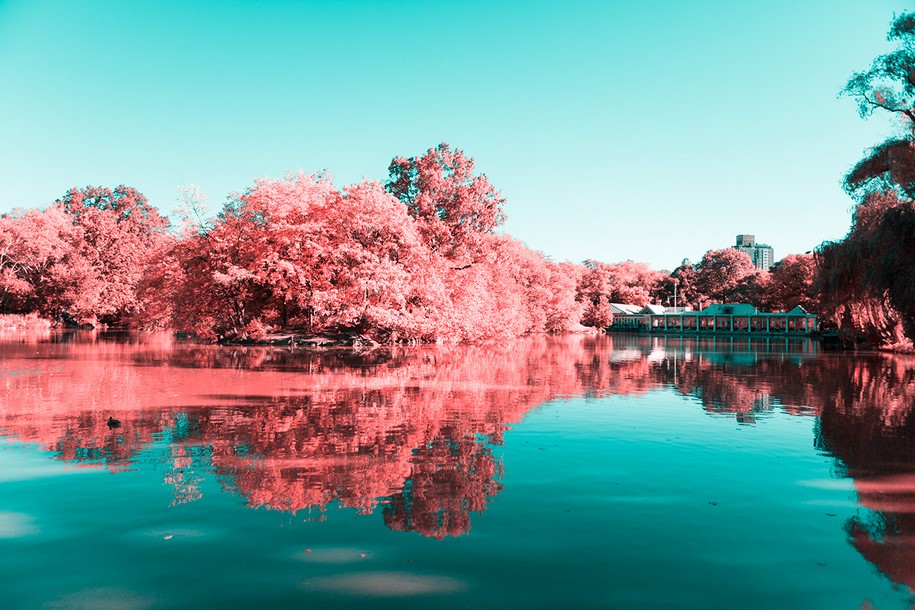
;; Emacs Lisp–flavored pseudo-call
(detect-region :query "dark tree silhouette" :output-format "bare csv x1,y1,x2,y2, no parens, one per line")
816,12,915,349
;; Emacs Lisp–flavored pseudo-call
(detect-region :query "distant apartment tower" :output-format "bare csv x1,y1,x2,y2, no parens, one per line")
734,234,774,271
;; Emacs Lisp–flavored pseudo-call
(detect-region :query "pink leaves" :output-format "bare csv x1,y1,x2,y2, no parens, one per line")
693,248,759,305
147,154,586,342
766,253,818,313
574,260,668,328
1,148,607,340
0,191,171,326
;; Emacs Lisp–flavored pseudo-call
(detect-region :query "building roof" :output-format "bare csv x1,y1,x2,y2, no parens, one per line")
610,303,642,315
700,303,759,316
639,304,666,315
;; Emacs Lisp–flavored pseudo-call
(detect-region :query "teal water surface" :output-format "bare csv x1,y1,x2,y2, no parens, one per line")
0,332,913,609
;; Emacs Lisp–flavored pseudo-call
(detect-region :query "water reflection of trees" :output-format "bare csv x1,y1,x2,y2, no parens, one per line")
812,357,915,593
652,340,915,593
0,333,656,538
2,333,915,578
383,433,502,539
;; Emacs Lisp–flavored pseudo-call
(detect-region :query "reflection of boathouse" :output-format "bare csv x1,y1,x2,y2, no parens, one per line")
611,303,818,336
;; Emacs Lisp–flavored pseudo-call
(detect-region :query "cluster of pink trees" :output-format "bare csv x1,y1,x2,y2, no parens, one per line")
0,186,171,327
0,145,590,341
0,143,827,342
142,145,592,341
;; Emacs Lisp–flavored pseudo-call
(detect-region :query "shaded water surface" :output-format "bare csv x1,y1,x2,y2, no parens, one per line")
0,332,914,608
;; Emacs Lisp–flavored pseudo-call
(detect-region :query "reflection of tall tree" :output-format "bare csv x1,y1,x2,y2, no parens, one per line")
813,356,915,592
383,432,503,539
643,348,915,591
815,357,915,474
669,348,915,592
196,395,421,514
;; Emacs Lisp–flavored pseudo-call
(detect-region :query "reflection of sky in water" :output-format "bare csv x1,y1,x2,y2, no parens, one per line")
301,572,465,596
295,547,374,563
0,511,38,538
44,588,154,610
0,332,913,608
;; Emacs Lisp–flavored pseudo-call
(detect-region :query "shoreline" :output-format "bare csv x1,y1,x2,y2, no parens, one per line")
1,313,910,353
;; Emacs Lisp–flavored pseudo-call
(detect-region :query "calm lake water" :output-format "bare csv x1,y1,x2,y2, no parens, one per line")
1,332,914,609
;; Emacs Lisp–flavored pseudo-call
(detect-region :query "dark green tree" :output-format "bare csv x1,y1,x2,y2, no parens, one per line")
843,12,915,197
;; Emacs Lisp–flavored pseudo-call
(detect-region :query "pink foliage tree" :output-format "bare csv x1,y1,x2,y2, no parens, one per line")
694,248,760,307
764,253,818,313
668,261,700,310
152,155,586,342
1,186,170,326
543,261,585,333
0,206,77,316
154,173,446,341
575,261,615,329
574,260,664,328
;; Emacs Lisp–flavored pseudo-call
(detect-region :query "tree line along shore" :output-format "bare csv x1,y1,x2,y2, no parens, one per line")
0,147,823,345
2,13,915,351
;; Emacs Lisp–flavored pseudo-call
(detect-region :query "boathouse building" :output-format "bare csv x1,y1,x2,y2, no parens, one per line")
610,303,818,335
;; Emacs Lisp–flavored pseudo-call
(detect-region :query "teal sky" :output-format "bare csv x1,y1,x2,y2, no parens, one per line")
0,0,906,270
